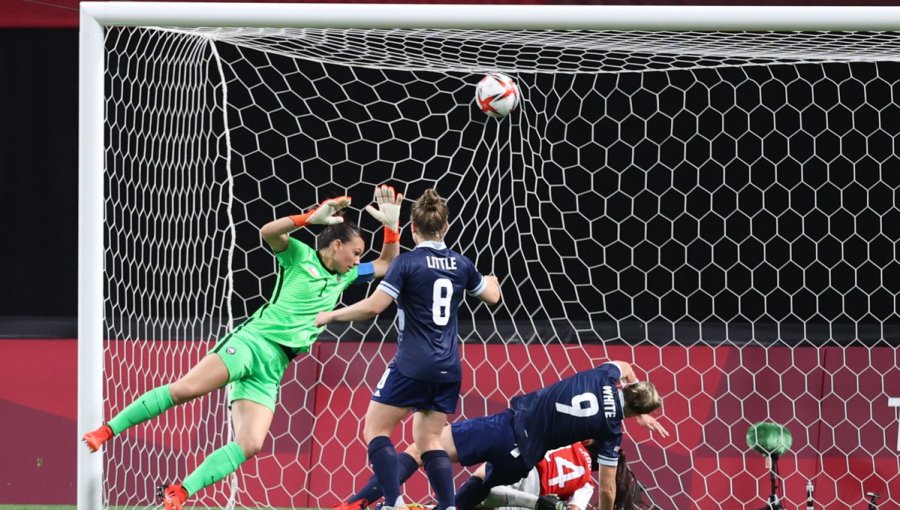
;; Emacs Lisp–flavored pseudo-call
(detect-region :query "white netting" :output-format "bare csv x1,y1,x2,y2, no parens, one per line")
102,26,900,510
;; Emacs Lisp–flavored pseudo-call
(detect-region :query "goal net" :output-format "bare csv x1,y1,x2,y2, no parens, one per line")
84,7,900,510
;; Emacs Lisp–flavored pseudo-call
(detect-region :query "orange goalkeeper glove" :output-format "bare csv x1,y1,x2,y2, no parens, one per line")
364,184,403,243
290,196,351,227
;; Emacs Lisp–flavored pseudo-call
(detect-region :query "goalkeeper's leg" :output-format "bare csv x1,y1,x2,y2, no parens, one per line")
159,399,270,509
158,336,286,509
179,399,270,496
82,353,230,452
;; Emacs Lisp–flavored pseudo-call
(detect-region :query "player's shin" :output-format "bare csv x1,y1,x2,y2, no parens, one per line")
422,450,455,510
107,384,175,435
350,451,420,504
181,442,247,496
455,476,491,510
368,436,404,507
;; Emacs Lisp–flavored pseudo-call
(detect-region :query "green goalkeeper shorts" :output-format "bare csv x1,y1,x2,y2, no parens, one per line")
210,329,292,412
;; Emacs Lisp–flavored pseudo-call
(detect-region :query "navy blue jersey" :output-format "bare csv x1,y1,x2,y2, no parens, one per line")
377,240,486,383
511,362,624,468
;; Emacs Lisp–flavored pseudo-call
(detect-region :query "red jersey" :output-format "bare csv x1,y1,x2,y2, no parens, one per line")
536,442,595,500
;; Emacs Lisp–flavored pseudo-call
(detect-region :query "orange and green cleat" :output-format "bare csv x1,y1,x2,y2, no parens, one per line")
81,424,113,453
157,483,188,510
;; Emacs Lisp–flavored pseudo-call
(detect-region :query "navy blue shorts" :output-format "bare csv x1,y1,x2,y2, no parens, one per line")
451,409,532,488
372,366,461,414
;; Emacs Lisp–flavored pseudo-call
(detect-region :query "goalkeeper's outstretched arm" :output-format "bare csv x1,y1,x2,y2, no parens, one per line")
259,185,401,275
260,195,351,253
365,184,403,278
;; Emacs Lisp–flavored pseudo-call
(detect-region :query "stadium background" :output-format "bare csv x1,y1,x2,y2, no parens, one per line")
1,1,899,508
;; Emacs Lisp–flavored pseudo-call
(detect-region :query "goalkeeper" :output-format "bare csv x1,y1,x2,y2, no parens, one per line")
82,185,404,510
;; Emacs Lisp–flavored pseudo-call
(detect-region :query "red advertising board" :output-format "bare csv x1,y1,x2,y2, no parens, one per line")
0,339,897,508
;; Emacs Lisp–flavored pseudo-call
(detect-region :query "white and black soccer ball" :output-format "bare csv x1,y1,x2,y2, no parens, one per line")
475,73,520,118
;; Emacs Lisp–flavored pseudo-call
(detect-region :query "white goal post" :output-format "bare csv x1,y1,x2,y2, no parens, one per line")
79,4,900,510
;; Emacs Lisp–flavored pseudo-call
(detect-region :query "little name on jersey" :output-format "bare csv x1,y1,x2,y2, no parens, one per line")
602,385,617,418
426,256,457,270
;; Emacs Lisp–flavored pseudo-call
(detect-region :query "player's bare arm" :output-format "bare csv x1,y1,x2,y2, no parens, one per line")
613,361,637,385
478,275,502,305
633,414,669,438
315,289,394,326
596,464,617,510
616,363,670,438
260,196,351,252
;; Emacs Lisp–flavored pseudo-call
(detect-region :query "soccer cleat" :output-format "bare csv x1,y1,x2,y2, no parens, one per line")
82,424,114,453
333,499,369,510
157,483,188,510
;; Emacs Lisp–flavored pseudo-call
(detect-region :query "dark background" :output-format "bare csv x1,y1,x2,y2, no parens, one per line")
102,27,900,345
2,3,900,345
0,29,78,328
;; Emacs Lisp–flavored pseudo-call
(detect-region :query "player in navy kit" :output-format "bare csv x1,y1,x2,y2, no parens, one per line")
329,361,664,510
317,189,502,510
375,361,662,510
451,361,664,510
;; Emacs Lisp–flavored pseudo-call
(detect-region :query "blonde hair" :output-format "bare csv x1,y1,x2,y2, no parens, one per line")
623,381,661,415
411,189,449,239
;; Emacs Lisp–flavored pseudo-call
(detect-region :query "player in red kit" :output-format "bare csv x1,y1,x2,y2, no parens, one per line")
477,441,596,510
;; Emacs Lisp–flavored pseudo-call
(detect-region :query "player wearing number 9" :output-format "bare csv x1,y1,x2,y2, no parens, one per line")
331,361,665,510
81,187,402,510
450,361,665,510
316,188,502,510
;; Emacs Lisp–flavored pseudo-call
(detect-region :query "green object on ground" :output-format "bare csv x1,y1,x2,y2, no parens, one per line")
746,422,793,456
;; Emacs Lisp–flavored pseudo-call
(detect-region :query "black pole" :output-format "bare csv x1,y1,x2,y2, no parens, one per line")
759,454,783,510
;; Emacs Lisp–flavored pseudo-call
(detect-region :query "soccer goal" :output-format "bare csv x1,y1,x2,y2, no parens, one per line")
79,4,900,510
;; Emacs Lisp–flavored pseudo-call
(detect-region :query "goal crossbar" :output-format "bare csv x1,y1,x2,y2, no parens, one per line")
82,2,900,30
78,4,900,510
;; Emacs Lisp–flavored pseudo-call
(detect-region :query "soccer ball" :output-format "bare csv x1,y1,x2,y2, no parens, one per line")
475,73,520,118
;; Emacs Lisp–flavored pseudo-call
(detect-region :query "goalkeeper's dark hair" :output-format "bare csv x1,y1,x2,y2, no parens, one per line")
317,220,362,251
623,381,661,415
412,188,449,239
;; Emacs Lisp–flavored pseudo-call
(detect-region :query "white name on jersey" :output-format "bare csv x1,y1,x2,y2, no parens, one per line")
426,256,458,270
602,385,617,418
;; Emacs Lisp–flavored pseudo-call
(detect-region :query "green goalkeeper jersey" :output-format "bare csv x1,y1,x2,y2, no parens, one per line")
239,238,374,350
